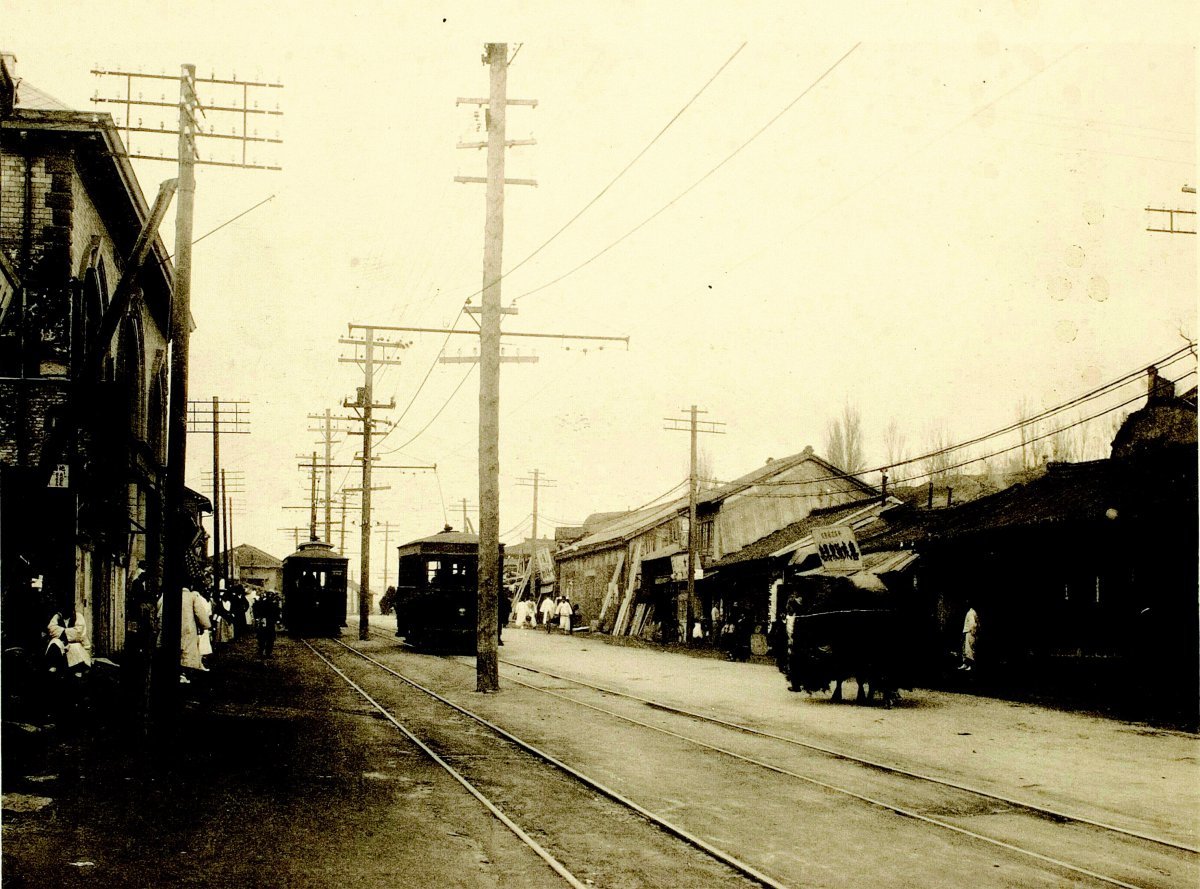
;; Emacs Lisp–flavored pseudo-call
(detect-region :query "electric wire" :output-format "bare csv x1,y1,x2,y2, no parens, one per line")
511,41,862,304
459,42,747,304
747,366,1198,497
368,42,748,454
749,344,1196,490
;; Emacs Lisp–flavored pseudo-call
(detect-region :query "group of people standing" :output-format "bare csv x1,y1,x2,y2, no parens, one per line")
169,582,281,682
506,593,580,634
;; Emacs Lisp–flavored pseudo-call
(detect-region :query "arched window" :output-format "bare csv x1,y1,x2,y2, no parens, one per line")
116,313,146,441
147,355,167,462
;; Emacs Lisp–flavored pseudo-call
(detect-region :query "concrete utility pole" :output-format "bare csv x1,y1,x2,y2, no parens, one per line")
665,406,725,644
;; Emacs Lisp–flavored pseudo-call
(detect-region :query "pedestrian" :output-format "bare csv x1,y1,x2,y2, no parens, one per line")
540,594,555,632
960,602,979,671
711,602,724,642
170,586,211,683
556,596,573,633
572,601,583,633
256,591,281,659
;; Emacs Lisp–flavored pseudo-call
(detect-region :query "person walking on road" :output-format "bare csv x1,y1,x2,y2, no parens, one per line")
540,594,555,633
960,602,979,671
556,596,573,633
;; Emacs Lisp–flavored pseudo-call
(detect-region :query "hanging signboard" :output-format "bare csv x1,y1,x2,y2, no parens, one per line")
670,553,703,582
812,525,862,573
47,464,69,488
534,545,555,583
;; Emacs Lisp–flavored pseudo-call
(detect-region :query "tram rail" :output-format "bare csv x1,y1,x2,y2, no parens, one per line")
360,624,1194,889
310,637,789,889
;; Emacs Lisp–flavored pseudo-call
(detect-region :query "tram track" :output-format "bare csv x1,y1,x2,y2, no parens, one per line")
306,638,786,889
486,656,1197,889
495,655,1197,856
360,626,1194,888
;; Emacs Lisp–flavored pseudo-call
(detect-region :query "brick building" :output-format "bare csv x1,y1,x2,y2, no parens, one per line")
0,54,176,659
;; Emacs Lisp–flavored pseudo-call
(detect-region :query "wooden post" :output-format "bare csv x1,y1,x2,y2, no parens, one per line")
476,43,507,693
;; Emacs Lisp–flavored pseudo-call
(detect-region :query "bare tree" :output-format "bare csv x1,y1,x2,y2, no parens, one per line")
882,418,909,470
695,445,719,491
824,400,866,475
1015,397,1041,471
921,421,953,483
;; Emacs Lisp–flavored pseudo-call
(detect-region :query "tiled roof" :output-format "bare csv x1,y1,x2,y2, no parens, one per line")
14,77,71,111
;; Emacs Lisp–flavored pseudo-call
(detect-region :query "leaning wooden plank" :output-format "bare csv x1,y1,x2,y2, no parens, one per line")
597,550,625,625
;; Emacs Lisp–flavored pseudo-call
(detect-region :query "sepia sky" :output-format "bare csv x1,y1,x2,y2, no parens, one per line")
4,2,1196,586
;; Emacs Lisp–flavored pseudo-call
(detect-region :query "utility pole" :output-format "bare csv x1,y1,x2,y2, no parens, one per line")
458,498,478,534
338,327,433,638
337,489,355,554
1146,184,1196,235
306,409,346,542
278,527,306,550
664,406,725,645
189,398,249,592
516,469,555,596
353,45,619,689
222,469,232,584
201,468,244,590
91,64,282,713
376,521,401,591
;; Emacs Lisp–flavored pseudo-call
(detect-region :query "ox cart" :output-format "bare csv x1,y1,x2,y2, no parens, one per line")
784,568,915,708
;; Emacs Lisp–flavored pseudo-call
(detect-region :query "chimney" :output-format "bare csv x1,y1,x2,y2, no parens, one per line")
1146,365,1175,406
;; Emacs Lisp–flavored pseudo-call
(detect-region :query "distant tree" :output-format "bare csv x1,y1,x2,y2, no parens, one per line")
824,400,866,475
882,418,909,471
921,421,953,483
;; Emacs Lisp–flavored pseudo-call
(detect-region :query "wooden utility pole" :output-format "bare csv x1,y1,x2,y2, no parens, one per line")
189,398,249,591
665,406,725,644
91,63,282,713
376,521,401,590
306,409,343,542
339,327,428,638
159,64,198,700
517,469,555,593
222,468,232,584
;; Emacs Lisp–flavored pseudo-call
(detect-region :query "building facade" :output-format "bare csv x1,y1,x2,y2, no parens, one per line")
0,55,175,660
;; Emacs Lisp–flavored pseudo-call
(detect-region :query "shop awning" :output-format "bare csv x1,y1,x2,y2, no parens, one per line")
795,550,918,590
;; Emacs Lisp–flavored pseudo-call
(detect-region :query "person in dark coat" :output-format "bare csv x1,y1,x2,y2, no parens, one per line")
256,591,281,659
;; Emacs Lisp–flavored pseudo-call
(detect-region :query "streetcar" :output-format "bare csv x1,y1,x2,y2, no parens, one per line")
281,538,349,637
392,526,504,653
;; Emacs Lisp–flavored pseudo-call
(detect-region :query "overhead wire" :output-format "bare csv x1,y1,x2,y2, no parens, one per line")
511,41,862,304
366,43,749,457
749,345,1196,490
458,41,747,304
